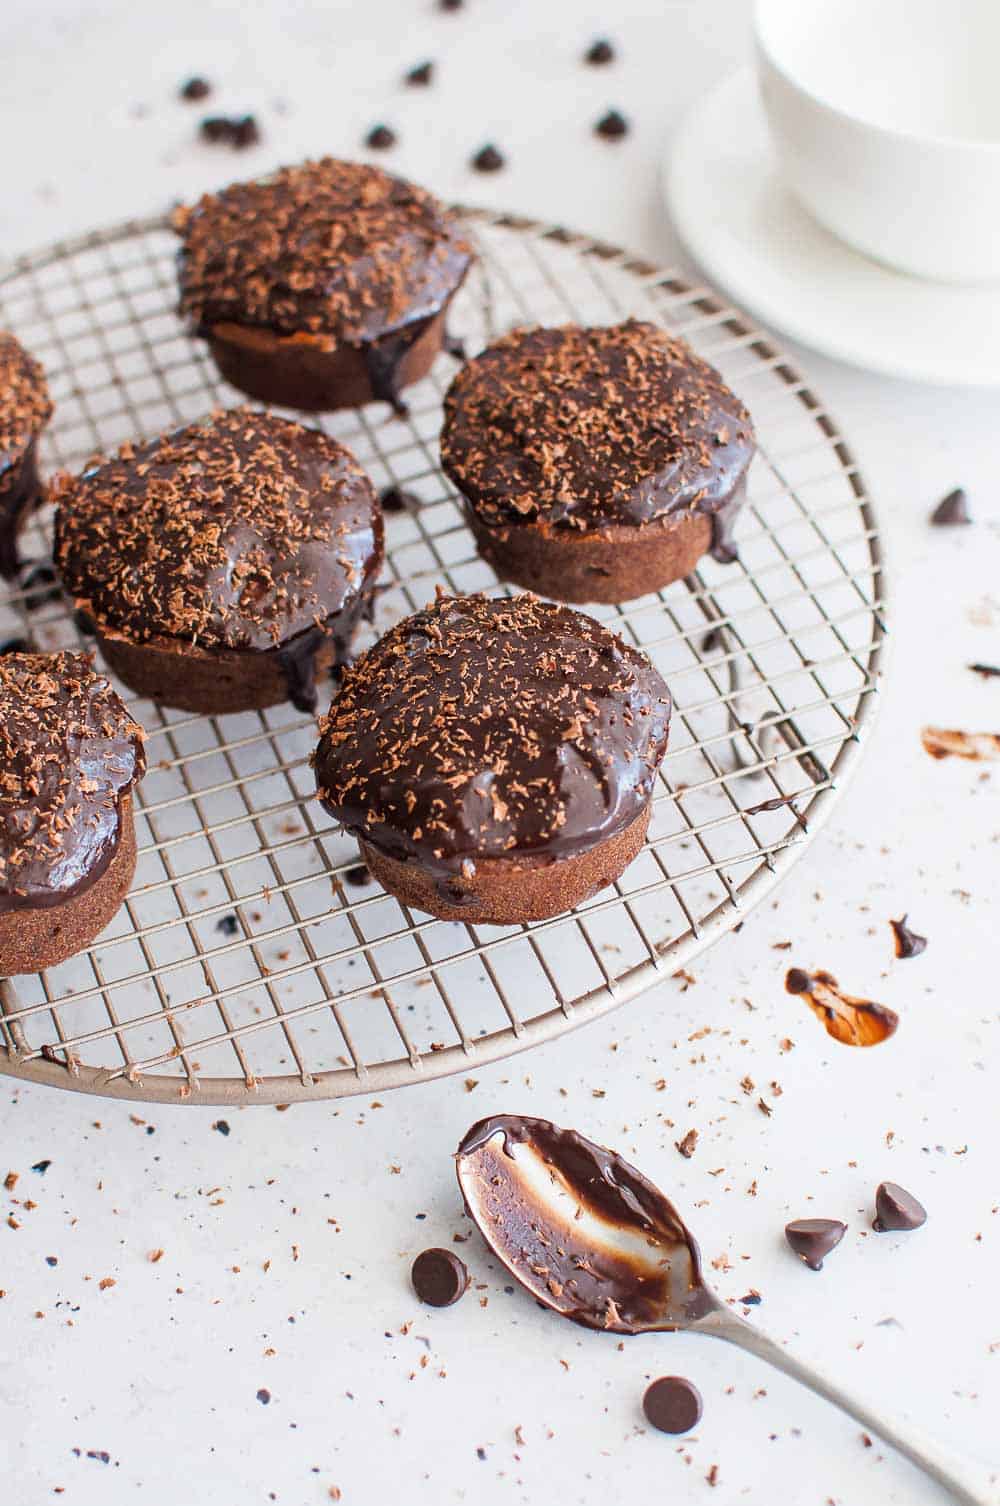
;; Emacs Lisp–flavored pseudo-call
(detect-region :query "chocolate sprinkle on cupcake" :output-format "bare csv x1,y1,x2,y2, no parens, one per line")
595,109,629,140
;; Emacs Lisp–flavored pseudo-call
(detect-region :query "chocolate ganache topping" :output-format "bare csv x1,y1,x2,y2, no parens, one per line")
52,409,383,660
172,158,473,346
440,320,754,561
0,652,145,912
312,592,671,876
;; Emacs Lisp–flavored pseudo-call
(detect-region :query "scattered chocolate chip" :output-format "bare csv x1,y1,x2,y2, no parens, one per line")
890,915,927,960
21,564,61,611
379,486,419,515
411,1247,470,1307
199,114,260,148
365,123,397,151
642,1376,703,1434
784,1218,847,1271
595,109,629,140
585,38,615,65
0,637,30,655
31,1159,51,1174
45,1255,58,1266
405,61,434,87
970,662,1000,679
180,77,211,102
930,487,971,526
471,143,505,173
212,1119,230,1136
675,1128,698,1159
86,1451,111,1464
345,863,372,887
873,1182,927,1233
256,1388,271,1405
215,913,239,936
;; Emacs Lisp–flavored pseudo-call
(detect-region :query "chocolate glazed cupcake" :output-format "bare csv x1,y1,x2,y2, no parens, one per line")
173,158,473,415
440,321,755,604
53,409,383,716
312,592,671,925
0,652,145,975
0,332,52,579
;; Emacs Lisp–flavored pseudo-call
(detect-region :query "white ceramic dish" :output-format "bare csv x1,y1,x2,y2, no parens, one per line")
664,68,1000,388
755,0,1000,284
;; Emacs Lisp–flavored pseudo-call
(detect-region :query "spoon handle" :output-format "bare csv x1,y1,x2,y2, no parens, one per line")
694,1306,997,1506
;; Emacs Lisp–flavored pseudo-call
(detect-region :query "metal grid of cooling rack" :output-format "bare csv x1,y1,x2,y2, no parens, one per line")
0,208,886,1105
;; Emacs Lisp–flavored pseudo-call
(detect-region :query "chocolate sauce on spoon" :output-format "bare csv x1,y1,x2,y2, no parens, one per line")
456,1115,995,1506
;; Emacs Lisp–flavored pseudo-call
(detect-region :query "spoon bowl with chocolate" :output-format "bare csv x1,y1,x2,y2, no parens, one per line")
456,1115,995,1506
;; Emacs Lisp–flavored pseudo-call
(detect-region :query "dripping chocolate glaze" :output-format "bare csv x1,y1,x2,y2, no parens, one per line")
172,157,472,349
440,321,754,560
312,592,672,878
455,1114,716,1333
0,652,145,912
52,409,383,711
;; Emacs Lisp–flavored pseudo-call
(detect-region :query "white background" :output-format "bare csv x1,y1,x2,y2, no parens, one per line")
1,3,997,1504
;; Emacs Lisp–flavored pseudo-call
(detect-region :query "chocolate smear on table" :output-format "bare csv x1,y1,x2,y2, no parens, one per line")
365,123,397,150
873,1182,927,1233
441,321,754,565
411,1247,470,1306
405,61,434,87
929,488,971,526
970,663,1000,679
643,1376,703,1434
921,727,1000,761
471,144,505,173
784,1218,846,1271
595,109,629,140
455,1114,716,1333
785,967,898,1047
890,915,927,960
585,39,615,65
0,651,145,912
180,77,212,102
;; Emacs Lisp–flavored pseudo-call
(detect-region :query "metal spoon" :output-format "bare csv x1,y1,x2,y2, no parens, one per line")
456,1114,996,1506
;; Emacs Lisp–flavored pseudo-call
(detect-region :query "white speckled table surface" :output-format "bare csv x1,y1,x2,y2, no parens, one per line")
1,3,997,1503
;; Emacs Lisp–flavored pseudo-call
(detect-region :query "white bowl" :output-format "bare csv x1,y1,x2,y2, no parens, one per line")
754,0,1000,284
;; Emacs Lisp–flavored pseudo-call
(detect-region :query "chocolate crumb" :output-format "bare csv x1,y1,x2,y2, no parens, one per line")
180,77,212,102
676,1128,698,1159
738,1291,762,1305
784,1218,846,1271
585,39,615,65
873,1182,927,1233
642,1376,703,1434
31,1160,51,1175
379,486,419,514
471,143,505,173
405,61,434,87
256,1388,271,1405
595,109,629,140
345,864,372,888
412,1248,470,1307
199,114,260,149
216,913,239,936
970,663,1000,679
365,123,397,150
890,915,927,960
45,1255,58,1267
440,0,462,9
930,488,971,526
212,1120,230,1137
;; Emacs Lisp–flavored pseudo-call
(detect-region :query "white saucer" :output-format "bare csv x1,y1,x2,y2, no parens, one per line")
664,68,1000,387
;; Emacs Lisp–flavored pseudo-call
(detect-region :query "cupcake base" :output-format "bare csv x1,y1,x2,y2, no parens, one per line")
205,310,449,415
359,806,651,925
0,796,137,976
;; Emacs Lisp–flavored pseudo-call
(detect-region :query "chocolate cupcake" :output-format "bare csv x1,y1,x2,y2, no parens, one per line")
0,332,52,580
53,408,383,716
440,320,755,604
312,592,671,924
0,651,145,975
173,158,473,415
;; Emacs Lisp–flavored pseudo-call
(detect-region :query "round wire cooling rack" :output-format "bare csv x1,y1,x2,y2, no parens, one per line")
0,207,887,1106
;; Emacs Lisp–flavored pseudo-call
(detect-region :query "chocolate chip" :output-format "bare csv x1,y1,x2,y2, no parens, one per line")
0,638,30,656
215,913,239,936
642,1376,703,1434
365,123,397,151
212,1119,230,1136
411,1247,470,1307
970,662,1000,678
873,1182,927,1233
345,863,372,887
180,77,212,102
890,915,927,959
471,143,505,173
595,109,629,140
585,39,615,65
199,114,260,148
232,115,260,150
405,61,434,87
930,487,971,525
21,564,61,611
784,1218,846,1270
256,1388,271,1405
200,115,234,142
379,486,419,515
